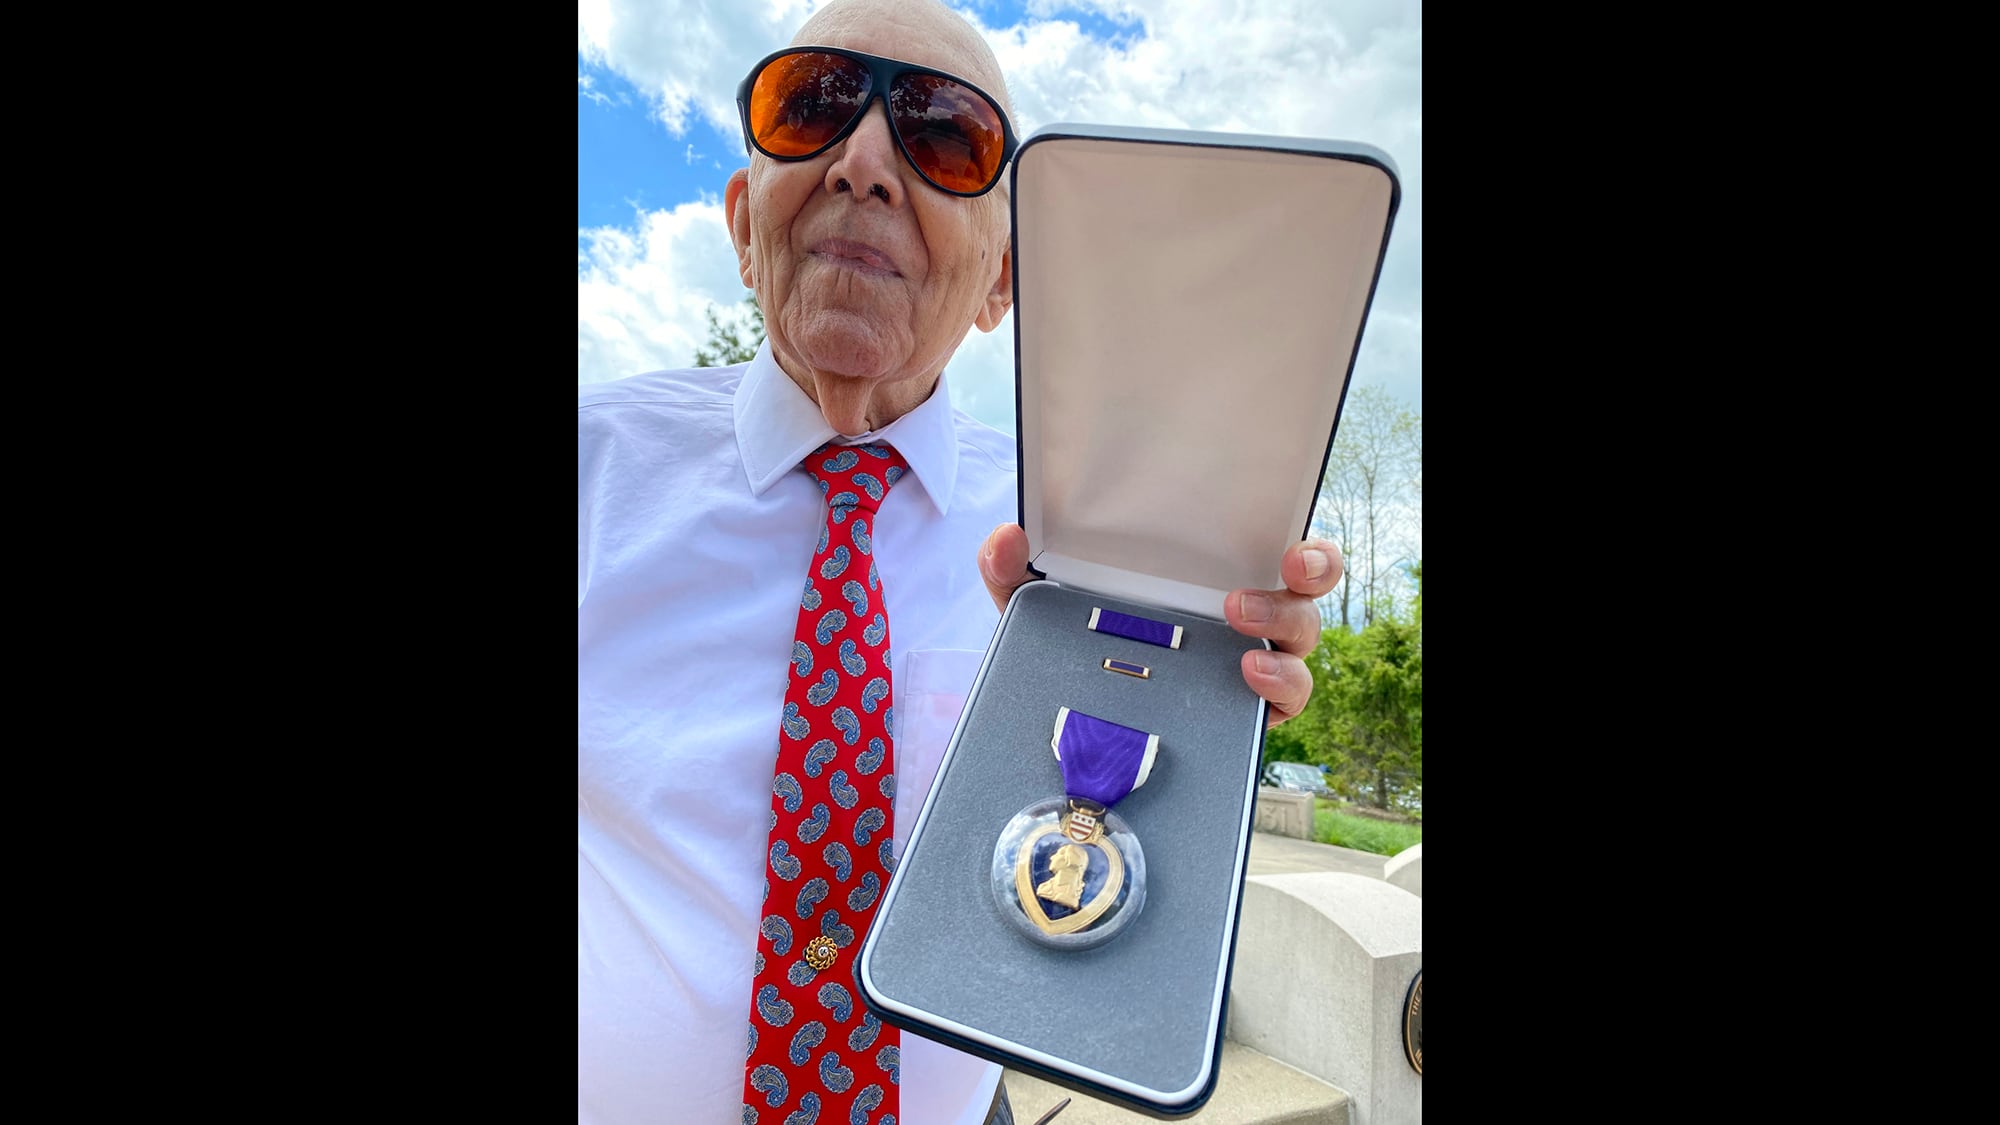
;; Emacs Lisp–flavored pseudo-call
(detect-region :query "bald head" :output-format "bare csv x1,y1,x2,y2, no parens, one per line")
725,0,1021,434
793,0,1015,124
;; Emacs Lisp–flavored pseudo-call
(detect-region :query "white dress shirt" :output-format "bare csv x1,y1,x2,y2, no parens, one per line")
579,342,1016,1125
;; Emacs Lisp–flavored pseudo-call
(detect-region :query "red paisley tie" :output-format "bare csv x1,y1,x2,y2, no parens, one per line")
743,441,910,1125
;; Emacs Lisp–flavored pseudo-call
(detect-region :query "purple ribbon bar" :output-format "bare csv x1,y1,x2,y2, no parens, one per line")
1088,607,1183,650
1052,707,1160,808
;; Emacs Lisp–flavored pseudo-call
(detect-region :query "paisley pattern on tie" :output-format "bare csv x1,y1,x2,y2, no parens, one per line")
828,771,860,809
849,1086,885,1125
797,803,830,844
852,807,885,846
823,841,853,882
847,871,881,911
848,1012,881,1051
807,669,841,707
774,774,803,814
746,441,912,1125
830,707,861,745
770,841,802,881
796,877,830,919
802,738,839,777
751,1064,789,1107
820,909,855,946
784,1092,821,1125
790,1021,828,1066
818,982,854,1022
859,678,889,715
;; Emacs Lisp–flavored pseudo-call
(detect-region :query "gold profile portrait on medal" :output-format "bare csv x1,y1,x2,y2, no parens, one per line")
990,707,1159,950
1037,844,1086,908
1010,799,1129,935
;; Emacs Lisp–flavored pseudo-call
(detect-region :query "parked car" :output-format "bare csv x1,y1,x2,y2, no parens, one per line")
1262,760,1333,798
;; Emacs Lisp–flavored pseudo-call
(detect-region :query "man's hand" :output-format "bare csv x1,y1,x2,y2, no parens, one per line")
977,523,1038,612
1223,539,1342,727
978,525,1343,728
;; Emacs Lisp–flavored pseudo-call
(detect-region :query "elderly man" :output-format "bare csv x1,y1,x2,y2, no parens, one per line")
577,1,1343,1122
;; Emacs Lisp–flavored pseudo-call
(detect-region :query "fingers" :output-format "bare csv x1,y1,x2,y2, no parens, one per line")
979,523,1035,615
1280,539,1343,599
1242,647,1313,729
1224,586,1325,659
1230,539,1341,727
979,531,1331,725
1224,539,1340,657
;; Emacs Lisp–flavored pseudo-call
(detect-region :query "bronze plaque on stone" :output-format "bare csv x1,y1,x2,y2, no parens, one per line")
1403,969,1422,1075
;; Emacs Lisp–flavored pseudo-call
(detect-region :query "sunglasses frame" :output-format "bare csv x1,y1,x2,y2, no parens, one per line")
736,45,1021,199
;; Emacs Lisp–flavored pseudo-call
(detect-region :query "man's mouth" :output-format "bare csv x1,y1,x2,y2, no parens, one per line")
811,239,901,277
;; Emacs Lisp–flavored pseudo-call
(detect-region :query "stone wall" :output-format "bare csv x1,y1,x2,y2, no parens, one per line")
1254,786,1314,839
1229,872,1422,1125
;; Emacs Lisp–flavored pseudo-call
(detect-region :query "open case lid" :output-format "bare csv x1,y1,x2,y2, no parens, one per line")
1010,124,1399,618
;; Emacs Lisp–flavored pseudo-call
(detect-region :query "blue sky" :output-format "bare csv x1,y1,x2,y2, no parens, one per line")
579,0,1422,612
580,63,720,230
577,65,730,228
577,2,1146,230
578,1,1422,425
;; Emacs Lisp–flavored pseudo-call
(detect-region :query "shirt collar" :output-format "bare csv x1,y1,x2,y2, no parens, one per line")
734,339,961,515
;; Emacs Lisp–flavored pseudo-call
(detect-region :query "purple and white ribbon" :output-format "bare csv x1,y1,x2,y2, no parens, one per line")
1087,607,1184,650
1051,707,1160,808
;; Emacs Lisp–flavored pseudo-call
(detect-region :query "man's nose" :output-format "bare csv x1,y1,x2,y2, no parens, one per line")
824,97,903,206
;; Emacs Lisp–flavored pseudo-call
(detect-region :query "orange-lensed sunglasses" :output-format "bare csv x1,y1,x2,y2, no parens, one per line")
736,46,1020,198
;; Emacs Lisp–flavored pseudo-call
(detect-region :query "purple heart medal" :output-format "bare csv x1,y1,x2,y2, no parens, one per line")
990,707,1159,949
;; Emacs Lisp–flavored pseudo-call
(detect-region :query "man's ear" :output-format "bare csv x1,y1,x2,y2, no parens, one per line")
973,235,1014,333
724,168,753,288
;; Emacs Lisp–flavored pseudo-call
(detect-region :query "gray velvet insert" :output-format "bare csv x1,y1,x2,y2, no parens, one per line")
861,580,1266,1103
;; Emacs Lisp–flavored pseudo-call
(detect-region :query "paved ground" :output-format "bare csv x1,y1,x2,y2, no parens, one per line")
1245,831,1388,879
1003,1042,1345,1124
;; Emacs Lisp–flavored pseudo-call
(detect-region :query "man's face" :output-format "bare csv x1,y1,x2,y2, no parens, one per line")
727,2,1013,428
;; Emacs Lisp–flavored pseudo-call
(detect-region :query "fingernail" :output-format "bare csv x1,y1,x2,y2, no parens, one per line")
1302,548,1330,580
1252,651,1278,676
1240,592,1273,623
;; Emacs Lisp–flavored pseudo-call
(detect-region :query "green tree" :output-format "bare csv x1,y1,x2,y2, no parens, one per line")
693,295,766,366
1260,625,1344,767
1334,560,1421,808
1264,560,1422,811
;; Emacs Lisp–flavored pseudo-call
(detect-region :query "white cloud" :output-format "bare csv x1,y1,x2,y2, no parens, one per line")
578,199,749,385
573,191,1024,433
578,0,1422,420
1353,307,1422,411
577,0,818,137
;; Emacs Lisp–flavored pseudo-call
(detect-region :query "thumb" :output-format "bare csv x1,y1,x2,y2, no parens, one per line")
979,523,1035,615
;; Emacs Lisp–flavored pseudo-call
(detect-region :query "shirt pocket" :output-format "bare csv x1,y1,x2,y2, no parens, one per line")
892,648,985,854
